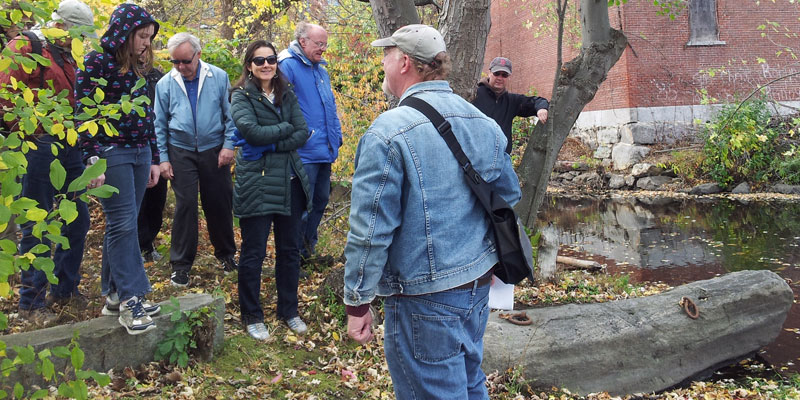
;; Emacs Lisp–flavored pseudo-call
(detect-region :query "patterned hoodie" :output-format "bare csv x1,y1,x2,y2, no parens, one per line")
75,3,160,163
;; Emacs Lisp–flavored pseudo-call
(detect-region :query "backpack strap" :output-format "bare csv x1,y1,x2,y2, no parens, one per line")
20,31,46,88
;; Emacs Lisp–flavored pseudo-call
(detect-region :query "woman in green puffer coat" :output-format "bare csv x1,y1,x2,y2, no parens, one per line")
229,40,312,341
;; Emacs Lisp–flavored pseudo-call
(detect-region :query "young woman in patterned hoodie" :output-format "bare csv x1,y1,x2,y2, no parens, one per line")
75,3,162,335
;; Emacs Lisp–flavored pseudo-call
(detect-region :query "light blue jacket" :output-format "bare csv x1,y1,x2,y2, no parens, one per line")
278,41,342,164
343,80,522,307
154,60,236,162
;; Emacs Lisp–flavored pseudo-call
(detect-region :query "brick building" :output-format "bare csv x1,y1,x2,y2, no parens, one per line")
483,0,800,157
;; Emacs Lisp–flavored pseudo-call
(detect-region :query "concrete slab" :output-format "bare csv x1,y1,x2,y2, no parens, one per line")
2,293,224,388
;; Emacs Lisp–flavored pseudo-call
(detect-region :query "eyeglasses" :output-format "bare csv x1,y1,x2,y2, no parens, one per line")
493,71,509,78
251,55,278,66
170,52,196,65
305,37,328,50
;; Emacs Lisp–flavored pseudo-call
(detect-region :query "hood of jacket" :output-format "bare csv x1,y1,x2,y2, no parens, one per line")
100,3,159,55
477,79,506,98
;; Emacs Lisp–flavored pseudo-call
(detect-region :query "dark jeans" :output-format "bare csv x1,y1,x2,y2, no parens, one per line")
238,178,305,325
299,162,331,258
137,175,167,252
168,145,236,271
18,142,90,310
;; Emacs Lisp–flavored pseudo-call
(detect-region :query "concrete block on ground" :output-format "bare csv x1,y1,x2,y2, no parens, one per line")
2,293,224,388
612,143,650,170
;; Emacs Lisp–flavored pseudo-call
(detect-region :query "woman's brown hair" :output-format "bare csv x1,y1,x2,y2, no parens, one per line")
115,23,155,77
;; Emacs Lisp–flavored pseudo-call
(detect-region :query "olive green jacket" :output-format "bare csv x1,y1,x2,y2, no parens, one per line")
230,81,312,218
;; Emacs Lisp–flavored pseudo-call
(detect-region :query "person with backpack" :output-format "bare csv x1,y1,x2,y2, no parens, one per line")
0,0,96,326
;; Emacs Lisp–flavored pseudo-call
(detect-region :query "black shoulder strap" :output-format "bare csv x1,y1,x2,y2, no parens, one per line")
20,31,42,57
399,96,486,187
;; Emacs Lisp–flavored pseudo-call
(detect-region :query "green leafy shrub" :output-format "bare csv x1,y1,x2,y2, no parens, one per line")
155,298,215,368
701,97,779,187
775,145,800,184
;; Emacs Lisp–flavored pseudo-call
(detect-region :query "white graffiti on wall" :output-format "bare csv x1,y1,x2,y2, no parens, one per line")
650,62,800,104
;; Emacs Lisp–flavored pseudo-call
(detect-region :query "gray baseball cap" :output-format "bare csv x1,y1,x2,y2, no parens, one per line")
489,57,512,74
371,24,446,64
51,0,97,38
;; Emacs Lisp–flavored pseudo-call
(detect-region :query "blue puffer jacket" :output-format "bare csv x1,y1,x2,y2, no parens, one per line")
278,41,343,164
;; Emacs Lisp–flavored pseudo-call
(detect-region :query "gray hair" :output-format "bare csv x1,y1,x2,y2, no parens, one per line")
294,21,324,41
167,32,201,53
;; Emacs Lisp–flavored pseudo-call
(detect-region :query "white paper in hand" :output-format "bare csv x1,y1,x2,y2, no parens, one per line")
488,275,514,310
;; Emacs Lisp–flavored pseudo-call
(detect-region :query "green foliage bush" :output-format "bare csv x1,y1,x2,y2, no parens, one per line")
701,97,779,187
155,298,214,368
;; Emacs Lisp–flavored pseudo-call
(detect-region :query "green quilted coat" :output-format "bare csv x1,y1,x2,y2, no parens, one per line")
230,81,312,218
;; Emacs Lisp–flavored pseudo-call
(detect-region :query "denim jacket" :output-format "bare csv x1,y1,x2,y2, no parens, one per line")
343,80,522,307
154,61,236,162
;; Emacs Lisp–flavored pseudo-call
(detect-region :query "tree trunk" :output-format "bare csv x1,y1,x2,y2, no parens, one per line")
367,0,489,100
438,0,491,100
220,0,234,40
516,2,627,226
368,0,420,38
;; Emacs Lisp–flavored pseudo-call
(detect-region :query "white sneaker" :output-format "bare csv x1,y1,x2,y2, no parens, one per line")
102,292,160,316
118,296,156,335
285,316,307,334
246,322,270,340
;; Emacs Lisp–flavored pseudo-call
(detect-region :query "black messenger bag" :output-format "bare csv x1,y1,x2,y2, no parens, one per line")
400,96,535,284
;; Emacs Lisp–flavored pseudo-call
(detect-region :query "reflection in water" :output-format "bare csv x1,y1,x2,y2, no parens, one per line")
539,194,800,376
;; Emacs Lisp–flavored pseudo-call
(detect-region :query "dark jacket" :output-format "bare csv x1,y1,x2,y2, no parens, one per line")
0,30,77,136
471,80,549,154
230,80,312,218
75,3,160,162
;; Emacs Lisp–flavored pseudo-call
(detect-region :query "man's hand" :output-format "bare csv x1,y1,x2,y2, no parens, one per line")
218,148,234,167
537,109,549,124
147,165,160,188
159,161,173,180
347,311,374,344
88,173,105,189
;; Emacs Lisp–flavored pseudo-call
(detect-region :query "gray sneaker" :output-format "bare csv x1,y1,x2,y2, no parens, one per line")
102,292,160,316
118,296,156,335
246,322,270,340
285,316,307,334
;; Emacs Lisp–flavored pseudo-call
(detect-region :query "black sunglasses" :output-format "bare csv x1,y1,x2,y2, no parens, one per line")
493,71,509,78
252,55,278,66
170,52,196,65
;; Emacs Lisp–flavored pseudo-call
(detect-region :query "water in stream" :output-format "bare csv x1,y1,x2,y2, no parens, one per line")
539,194,800,377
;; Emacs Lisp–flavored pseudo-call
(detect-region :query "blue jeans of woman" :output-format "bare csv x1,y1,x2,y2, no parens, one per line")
238,178,305,325
18,141,90,310
383,282,491,400
99,146,153,300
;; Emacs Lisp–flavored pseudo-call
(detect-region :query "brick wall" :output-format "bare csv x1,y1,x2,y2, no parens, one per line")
484,0,800,112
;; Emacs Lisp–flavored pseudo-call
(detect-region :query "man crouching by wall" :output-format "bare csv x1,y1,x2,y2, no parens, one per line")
343,25,522,400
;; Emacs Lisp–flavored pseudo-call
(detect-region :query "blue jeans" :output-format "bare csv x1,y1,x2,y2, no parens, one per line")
299,162,331,258
99,146,153,300
18,142,90,310
238,178,305,324
384,283,491,400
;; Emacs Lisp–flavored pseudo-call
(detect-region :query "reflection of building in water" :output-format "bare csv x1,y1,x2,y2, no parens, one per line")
540,196,800,272
549,199,719,269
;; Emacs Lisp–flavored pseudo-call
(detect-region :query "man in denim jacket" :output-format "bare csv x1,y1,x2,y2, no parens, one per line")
344,25,521,400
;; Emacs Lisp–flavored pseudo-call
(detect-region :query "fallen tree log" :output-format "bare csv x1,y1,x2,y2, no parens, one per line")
556,255,603,271
482,270,793,396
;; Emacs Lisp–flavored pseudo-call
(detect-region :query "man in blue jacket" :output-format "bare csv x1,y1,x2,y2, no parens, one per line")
155,32,238,287
278,22,343,265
